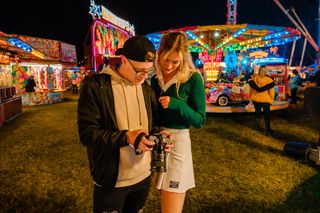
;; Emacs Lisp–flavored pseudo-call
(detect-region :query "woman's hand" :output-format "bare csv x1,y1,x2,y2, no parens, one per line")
159,130,173,153
159,96,171,109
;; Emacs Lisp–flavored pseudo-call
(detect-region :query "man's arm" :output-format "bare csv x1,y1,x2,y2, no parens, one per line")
77,78,128,149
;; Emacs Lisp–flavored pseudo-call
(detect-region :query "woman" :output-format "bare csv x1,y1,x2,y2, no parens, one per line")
151,32,206,213
249,65,275,134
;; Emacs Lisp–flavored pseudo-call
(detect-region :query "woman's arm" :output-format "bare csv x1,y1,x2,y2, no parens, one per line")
168,72,206,128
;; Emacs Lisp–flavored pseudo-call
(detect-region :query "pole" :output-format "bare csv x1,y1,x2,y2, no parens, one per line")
299,38,308,69
273,0,319,52
290,7,319,52
289,39,296,67
318,0,320,46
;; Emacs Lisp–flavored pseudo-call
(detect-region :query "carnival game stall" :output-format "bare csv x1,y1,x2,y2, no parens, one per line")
6,35,77,106
146,24,300,112
0,31,40,124
16,62,65,106
87,0,135,71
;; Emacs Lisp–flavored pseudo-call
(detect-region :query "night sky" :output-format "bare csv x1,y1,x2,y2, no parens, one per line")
0,0,318,65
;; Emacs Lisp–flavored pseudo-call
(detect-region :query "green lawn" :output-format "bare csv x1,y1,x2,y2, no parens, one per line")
0,91,319,212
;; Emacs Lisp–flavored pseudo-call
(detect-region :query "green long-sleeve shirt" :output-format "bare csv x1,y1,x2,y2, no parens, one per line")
151,72,206,129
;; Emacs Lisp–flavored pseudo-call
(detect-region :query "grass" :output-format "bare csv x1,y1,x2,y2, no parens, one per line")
0,90,319,212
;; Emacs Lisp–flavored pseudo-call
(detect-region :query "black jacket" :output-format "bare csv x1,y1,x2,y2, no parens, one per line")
77,73,158,190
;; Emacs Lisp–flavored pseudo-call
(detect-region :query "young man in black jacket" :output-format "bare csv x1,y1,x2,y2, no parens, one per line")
78,36,169,213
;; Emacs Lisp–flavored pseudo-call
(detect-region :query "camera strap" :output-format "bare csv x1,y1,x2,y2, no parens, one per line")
134,132,146,155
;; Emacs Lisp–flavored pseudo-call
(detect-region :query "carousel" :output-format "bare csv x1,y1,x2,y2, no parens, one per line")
146,23,300,113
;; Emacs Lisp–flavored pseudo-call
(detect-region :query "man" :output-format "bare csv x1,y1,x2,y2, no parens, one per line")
78,35,163,213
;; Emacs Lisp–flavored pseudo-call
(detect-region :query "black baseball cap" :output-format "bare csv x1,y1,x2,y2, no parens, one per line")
115,35,156,62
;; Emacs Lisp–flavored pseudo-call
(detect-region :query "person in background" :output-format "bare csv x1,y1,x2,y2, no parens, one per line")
249,65,275,134
25,75,36,92
72,72,78,94
151,32,206,213
76,71,84,89
78,35,171,213
289,69,302,104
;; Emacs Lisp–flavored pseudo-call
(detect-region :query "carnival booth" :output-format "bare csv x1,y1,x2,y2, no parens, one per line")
1,34,77,106
146,24,300,112
86,0,135,71
0,32,28,124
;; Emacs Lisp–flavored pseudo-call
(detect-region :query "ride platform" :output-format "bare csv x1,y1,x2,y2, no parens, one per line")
206,100,289,113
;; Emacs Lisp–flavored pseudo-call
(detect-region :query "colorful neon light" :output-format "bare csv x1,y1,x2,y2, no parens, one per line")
186,30,212,53
252,57,287,64
215,28,246,50
89,0,135,35
8,38,45,59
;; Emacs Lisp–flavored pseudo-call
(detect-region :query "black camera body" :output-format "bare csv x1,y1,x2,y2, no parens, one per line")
147,133,169,172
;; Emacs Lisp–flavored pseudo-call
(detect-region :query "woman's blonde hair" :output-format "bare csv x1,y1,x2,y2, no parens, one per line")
156,31,196,96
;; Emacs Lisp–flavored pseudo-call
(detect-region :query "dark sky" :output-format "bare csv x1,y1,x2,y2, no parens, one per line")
0,0,318,65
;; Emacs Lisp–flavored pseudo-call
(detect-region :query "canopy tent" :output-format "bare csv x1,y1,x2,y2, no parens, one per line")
0,32,45,63
146,23,301,54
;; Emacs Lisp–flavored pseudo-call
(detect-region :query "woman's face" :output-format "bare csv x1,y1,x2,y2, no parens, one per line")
160,51,181,76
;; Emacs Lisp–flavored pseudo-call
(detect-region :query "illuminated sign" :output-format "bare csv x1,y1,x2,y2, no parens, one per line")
249,50,269,59
252,57,287,64
60,42,77,63
89,0,135,35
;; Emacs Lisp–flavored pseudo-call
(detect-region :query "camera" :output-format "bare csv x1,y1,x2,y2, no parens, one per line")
284,141,320,166
147,133,169,172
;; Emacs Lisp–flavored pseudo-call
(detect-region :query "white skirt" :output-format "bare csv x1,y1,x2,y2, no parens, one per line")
156,128,195,193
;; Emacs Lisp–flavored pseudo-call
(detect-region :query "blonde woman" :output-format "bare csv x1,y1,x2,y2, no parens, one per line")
151,32,206,213
249,65,275,134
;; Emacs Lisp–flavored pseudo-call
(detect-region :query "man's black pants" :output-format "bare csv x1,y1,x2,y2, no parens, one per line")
93,176,151,213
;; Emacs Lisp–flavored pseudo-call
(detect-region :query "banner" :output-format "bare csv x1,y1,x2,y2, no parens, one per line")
60,42,77,63
19,36,60,60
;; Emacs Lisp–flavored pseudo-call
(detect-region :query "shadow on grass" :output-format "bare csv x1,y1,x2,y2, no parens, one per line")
185,197,275,213
185,170,320,212
205,126,284,156
269,170,320,213
208,111,318,146
0,192,79,212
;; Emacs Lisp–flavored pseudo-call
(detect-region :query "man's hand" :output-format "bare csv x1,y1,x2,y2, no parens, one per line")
126,129,155,152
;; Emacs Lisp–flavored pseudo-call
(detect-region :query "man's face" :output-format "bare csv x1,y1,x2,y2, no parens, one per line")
118,58,154,84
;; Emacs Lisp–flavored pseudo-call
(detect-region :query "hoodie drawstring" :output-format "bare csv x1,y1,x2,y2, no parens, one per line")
135,85,142,126
120,83,130,129
120,83,142,128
